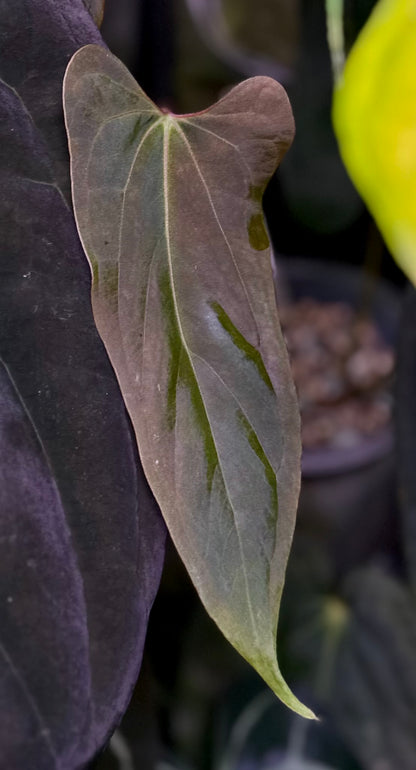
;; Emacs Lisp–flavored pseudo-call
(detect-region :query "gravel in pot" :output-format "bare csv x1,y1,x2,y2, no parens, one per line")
276,258,401,574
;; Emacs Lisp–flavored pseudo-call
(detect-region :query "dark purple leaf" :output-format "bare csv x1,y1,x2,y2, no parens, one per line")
0,360,92,769
0,1,165,767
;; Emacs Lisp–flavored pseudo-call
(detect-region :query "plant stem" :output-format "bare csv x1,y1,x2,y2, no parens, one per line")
325,0,345,84
217,690,275,770
109,730,135,770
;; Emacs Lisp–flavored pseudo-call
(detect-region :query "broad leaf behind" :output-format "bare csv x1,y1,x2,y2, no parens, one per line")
64,45,313,718
0,4,165,766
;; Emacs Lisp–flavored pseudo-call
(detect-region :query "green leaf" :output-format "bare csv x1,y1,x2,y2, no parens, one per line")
64,44,314,719
333,0,416,284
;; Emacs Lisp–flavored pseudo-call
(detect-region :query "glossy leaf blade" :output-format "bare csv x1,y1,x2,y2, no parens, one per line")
0,2,165,766
64,45,313,718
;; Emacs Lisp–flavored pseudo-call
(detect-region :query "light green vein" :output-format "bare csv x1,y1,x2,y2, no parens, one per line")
163,119,260,642
180,117,254,181
173,121,260,347
115,118,164,314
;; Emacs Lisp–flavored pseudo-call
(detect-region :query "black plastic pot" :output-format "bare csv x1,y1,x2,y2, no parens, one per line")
278,258,401,576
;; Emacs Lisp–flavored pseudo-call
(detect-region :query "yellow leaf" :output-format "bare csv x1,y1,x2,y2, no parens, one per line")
333,0,416,284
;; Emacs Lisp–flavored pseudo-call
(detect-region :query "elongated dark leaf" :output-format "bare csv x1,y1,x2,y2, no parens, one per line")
64,44,313,718
0,2,165,766
0,361,92,769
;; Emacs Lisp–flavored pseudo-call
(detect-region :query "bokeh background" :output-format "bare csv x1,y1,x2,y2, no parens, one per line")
92,3,416,769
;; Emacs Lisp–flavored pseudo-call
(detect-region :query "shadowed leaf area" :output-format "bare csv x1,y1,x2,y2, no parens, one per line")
64,44,314,718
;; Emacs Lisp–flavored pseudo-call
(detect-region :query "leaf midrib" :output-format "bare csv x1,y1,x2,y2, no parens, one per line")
175,120,259,344
162,119,262,642
87,104,277,645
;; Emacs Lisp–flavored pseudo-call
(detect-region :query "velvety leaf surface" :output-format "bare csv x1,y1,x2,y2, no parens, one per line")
0,2,165,767
64,44,313,718
0,361,91,769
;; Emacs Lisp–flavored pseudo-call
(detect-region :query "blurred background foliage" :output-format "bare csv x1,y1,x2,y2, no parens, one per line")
93,2,416,769
101,0,406,273
334,0,416,286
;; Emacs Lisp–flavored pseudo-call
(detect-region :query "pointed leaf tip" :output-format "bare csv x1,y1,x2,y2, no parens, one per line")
64,44,312,718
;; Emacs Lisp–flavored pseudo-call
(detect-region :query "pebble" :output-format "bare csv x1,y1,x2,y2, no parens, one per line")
280,298,394,449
